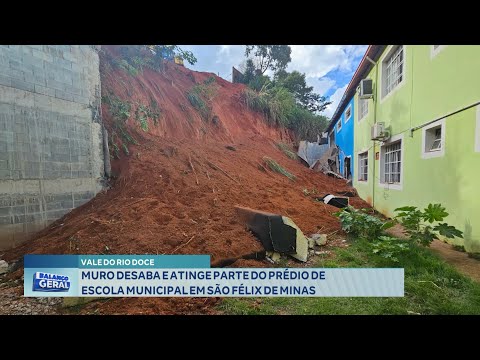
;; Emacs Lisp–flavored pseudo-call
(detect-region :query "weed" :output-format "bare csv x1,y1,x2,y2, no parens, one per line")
186,77,218,121
394,204,463,246
263,156,296,181
241,87,328,141
276,142,297,160
334,206,395,240
122,143,129,156
452,244,466,252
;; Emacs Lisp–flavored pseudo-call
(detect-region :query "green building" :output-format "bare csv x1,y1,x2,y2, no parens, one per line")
337,45,480,253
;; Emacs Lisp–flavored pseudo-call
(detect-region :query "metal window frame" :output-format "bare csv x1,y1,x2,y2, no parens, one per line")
385,46,404,96
358,151,368,181
383,141,401,184
359,97,368,121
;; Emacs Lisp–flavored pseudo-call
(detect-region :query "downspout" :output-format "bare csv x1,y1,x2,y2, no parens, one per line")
366,55,379,210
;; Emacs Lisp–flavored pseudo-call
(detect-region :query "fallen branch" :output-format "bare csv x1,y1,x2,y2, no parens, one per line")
171,235,195,254
205,170,211,180
206,160,240,185
327,229,340,236
188,154,199,185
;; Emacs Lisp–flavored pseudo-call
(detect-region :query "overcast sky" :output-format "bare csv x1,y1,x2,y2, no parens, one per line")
181,45,367,118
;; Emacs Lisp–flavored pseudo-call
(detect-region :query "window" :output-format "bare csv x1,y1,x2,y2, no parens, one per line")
345,105,352,122
422,119,445,159
379,135,403,190
358,98,368,120
382,46,404,98
337,119,342,131
426,127,441,151
358,152,368,181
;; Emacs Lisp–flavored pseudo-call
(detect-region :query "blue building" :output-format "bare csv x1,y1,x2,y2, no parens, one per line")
326,96,354,179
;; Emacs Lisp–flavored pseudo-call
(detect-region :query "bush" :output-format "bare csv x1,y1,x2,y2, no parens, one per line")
241,87,328,141
334,206,394,239
394,204,463,246
186,77,218,121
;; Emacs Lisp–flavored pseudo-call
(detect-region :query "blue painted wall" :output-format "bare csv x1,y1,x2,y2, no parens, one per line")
332,97,355,178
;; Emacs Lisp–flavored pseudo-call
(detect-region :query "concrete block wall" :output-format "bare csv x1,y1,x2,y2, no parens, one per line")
0,45,105,250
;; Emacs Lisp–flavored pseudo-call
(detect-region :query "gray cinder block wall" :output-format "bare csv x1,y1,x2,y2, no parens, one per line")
0,45,106,250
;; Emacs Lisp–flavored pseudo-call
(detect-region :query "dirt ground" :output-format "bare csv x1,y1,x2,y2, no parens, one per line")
430,240,480,283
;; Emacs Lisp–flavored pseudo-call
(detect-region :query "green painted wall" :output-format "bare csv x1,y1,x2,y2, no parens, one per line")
353,45,480,253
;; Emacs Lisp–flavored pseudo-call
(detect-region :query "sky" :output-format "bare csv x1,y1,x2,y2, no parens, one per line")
181,45,367,118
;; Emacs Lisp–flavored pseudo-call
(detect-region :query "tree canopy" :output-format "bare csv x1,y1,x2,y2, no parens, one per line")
245,45,292,75
274,70,331,113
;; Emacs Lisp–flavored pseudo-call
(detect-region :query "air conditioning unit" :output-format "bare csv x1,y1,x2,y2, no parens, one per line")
371,122,390,140
359,79,374,99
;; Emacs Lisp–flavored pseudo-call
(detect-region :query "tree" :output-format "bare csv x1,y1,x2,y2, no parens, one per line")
245,45,292,75
274,70,331,113
147,45,197,65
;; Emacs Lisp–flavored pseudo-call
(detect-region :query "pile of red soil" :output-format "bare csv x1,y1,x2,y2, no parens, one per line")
2,46,368,314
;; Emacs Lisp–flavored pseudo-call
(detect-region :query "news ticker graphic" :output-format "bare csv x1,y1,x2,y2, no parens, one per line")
24,255,404,297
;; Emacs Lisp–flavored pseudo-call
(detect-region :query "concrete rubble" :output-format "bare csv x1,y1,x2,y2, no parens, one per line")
311,234,328,246
235,206,309,262
0,260,8,275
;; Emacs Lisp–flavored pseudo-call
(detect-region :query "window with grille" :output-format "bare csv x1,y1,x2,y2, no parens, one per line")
358,152,368,181
359,98,368,120
337,119,342,131
382,141,401,184
382,46,404,98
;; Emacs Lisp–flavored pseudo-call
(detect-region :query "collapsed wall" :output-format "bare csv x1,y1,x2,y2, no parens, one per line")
0,45,105,249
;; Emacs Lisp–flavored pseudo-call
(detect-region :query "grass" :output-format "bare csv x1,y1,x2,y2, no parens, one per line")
263,156,296,181
276,142,298,160
219,237,480,315
186,77,218,121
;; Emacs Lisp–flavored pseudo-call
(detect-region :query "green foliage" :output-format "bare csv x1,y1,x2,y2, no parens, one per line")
147,45,197,66
186,77,218,121
276,142,297,160
241,86,328,141
220,236,480,315
263,156,296,181
135,103,161,132
104,96,131,121
245,45,292,75
122,143,129,156
394,204,463,246
274,70,331,113
239,45,329,140
334,206,403,261
370,236,410,263
103,95,138,158
334,206,394,239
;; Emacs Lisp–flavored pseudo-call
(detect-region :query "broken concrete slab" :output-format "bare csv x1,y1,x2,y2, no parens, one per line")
279,216,309,262
266,251,282,263
308,238,315,249
318,194,349,208
311,234,328,246
235,206,309,262
0,260,8,274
